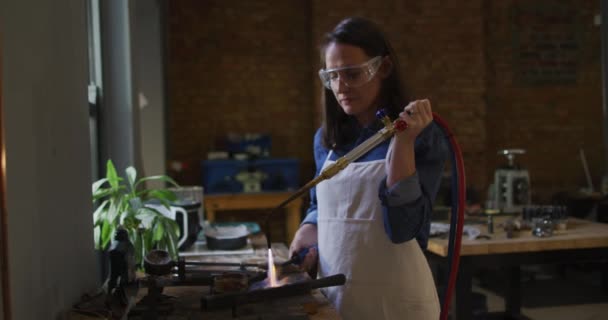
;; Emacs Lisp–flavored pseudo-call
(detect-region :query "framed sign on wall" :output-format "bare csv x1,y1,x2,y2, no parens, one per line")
511,2,581,85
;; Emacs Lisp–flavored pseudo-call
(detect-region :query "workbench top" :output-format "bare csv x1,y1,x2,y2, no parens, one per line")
428,217,608,256
129,234,341,319
135,285,339,320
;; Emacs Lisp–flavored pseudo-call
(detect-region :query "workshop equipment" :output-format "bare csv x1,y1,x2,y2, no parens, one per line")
202,158,299,193
107,228,136,307
202,223,250,250
133,251,267,318
522,205,568,237
129,249,344,318
142,251,267,281
169,186,204,250
490,149,531,213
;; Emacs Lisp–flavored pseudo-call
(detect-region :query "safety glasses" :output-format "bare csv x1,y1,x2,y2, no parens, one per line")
318,56,383,90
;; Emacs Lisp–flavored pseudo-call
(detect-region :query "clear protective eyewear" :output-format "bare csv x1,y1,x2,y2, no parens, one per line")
318,56,383,90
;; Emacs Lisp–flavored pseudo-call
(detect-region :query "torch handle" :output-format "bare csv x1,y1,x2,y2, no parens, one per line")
309,273,346,289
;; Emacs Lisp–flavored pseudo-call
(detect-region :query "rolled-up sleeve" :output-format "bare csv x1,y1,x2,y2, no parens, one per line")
302,207,318,225
381,172,422,206
378,123,448,248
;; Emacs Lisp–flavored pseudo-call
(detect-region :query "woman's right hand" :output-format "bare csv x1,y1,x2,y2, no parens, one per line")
288,223,318,272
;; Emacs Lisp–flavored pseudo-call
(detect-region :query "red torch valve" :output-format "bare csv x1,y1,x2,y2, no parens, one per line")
394,120,408,132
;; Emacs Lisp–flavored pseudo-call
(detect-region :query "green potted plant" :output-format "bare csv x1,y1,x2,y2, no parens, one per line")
92,159,181,266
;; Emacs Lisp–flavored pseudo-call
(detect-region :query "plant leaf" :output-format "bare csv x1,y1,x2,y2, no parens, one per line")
107,196,122,223
143,228,154,253
92,188,112,202
165,218,180,239
139,231,147,269
143,189,177,203
129,197,143,211
93,225,101,250
93,200,109,224
165,220,179,260
132,229,143,266
121,214,140,231
126,166,137,194
157,237,166,251
101,220,115,250
92,178,108,195
157,198,172,210
92,159,184,265
135,175,180,189
106,160,120,189
153,219,164,242
135,207,158,225
120,204,139,226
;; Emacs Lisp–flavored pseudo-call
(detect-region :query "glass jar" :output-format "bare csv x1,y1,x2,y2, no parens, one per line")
532,218,554,237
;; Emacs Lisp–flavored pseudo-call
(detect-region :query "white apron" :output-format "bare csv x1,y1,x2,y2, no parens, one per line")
317,147,440,320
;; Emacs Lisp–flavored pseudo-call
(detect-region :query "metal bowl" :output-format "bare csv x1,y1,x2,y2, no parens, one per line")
144,249,174,276
203,224,249,250
206,234,248,250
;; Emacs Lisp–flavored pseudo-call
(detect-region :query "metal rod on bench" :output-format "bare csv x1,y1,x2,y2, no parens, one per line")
201,274,346,311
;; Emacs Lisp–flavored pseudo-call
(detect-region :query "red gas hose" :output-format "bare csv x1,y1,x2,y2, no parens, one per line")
265,111,466,320
431,112,466,320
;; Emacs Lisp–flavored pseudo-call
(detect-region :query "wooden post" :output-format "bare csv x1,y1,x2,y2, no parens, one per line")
0,29,13,320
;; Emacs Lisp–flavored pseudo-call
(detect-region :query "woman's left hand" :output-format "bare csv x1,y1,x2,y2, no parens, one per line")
397,99,433,142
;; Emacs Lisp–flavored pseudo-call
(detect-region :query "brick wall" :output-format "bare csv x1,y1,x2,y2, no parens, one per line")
167,0,315,188
167,0,603,231
485,0,602,201
310,0,488,195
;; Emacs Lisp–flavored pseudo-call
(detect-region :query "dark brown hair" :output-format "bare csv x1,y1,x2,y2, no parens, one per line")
320,17,409,149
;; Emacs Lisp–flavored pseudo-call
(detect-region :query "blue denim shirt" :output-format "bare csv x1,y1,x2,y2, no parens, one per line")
301,121,448,249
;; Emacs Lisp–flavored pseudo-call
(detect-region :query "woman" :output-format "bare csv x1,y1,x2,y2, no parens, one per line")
289,17,447,319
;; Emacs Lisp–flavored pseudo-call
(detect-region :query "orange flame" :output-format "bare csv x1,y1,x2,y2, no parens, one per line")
267,248,278,287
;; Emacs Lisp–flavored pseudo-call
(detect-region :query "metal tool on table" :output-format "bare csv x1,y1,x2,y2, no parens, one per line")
201,273,346,311
141,250,267,284
130,249,345,317
131,250,268,318
523,205,568,238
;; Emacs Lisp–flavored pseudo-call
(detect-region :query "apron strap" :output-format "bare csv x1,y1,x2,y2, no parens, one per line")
326,149,334,163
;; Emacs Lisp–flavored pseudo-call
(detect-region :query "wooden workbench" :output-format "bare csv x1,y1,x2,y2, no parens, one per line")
428,217,608,257
427,217,608,320
204,192,303,243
